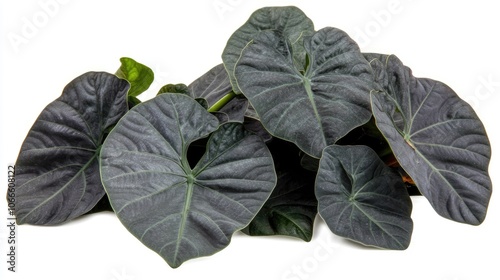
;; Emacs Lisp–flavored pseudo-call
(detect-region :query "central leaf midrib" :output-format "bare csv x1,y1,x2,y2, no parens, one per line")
408,80,436,133
173,177,195,265
302,76,326,147
171,95,195,266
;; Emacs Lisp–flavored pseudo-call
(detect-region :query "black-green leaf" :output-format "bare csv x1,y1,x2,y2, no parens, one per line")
368,53,492,225
100,93,276,268
222,6,314,93
188,64,248,123
157,83,189,95
235,27,374,158
242,139,317,241
316,145,413,250
13,72,130,225
188,64,233,107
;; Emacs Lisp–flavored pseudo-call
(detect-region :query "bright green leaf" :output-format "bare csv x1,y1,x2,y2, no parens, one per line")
115,57,154,98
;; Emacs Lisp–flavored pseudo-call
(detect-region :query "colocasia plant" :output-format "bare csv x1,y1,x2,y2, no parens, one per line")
10,6,492,268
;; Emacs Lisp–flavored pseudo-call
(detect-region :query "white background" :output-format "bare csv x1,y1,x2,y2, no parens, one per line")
1,1,499,279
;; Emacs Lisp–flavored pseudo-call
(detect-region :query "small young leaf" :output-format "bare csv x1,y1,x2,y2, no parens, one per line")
242,139,317,241
368,53,492,225
115,57,154,98
222,6,314,93
157,83,189,95
235,27,374,158
316,145,413,250
100,93,276,268
13,72,129,225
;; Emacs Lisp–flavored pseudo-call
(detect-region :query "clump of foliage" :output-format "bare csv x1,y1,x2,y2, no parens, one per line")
10,6,492,268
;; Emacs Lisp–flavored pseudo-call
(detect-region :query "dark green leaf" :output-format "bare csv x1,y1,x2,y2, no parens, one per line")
188,64,233,107
207,98,247,124
368,54,492,225
222,6,314,93
115,57,154,98
83,194,113,215
188,64,248,123
243,116,273,143
300,153,320,172
157,83,189,95
13,72,129,225
242,139,317,241
235,28,374,158
316,145,413,250
128,96,142,109
100,93,276,268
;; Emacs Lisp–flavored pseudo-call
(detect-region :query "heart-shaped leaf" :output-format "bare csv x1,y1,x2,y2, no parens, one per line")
316,145,413,250
222,6,314,93
14,72,130,225
368,54,492,225
242,139,317,241
235,27,374,158
100,93,276,268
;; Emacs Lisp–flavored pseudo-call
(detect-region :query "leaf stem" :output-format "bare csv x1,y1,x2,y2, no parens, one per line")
207,91,236,112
